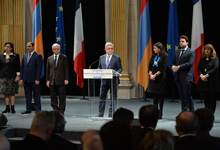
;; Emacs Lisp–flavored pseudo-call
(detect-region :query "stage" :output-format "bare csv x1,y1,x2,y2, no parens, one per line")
1,96,220,142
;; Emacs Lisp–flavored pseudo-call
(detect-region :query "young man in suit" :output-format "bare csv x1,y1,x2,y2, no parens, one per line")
97,42,122,117
46,43,69,115
20,42,43,114
172,35,195,112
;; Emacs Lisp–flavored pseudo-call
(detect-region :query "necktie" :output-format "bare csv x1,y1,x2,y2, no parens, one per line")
54,55,57,67
180,50,184,59
27,53,31,63
106,56,109,68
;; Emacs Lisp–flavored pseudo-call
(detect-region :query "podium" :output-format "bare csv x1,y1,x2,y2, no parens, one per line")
83,69,119,119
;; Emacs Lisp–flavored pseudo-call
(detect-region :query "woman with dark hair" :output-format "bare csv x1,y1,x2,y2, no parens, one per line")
147,42,168,119
0,42,20,113
197,44,219,113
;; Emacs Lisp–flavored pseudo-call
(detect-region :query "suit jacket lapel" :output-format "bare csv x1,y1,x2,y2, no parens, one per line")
55,54,62,69
27,51,35,64
108,54,115,69
103,55,107,69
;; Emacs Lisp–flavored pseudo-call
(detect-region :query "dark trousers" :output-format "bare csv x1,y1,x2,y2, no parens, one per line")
176,81,194,111
153,93,164,112
202,92,216,113
99,81,118,115
50,83,66,113
24,81,41,111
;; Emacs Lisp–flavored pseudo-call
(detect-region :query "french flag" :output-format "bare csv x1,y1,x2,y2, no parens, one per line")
191,0,204,85
73,0,86,88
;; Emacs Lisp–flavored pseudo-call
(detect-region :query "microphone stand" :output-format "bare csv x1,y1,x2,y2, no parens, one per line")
81,59,100,100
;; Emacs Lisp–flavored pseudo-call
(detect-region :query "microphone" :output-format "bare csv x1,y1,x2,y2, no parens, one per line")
112,69,122,76
89,59,100,69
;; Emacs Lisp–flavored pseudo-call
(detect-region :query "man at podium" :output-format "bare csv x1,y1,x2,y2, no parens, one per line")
97,42,122,117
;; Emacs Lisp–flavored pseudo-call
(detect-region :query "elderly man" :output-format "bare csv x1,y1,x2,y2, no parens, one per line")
46,43,69,115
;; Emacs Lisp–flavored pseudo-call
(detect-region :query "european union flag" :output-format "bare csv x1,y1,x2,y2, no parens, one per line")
167,0,179,71
56,0,66,54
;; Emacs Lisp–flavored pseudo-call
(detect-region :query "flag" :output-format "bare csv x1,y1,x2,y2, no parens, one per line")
191,0,204,85
137,0,152,91
73,0,86,88
56,0,66,54
167,0,179,71
33,0,44,78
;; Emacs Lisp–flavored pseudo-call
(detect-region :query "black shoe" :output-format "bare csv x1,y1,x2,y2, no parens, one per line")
96,114,104,117
21,110,31,114
11,105,16,113
35,110,41,114
108,114,112,118
2,105,10,113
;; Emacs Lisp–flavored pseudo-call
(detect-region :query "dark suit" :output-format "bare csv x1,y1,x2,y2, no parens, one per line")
97,53,122,116
172,47,195,111
20,51,42,111
0,53,20,78
45,134,78,150
46,54,69,113
175,135,217,150
11,134,46,150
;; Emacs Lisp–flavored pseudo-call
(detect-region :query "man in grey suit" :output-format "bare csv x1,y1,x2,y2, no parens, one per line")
46,43,69,114
97,42,122,117
172,35,195,112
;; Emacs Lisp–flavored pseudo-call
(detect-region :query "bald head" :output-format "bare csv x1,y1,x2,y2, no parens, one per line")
176,111,199,135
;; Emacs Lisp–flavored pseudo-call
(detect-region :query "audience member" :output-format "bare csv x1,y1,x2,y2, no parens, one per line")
0,134,10,150
195,108,220,149
100,119,133,150
46,111,78,150
175,111,217,150
134,105,159,150
11,111,55,150
82,130,103,150
113,107,134,127
140,130,174,150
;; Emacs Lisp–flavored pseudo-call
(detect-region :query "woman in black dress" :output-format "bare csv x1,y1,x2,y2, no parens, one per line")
0,42,20,113
197,44,219,113
147,42,168,119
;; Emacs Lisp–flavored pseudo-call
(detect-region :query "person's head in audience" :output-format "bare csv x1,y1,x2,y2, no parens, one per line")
175,111,199,136
140,130,174,150
195,108,214,132
113,107,134,127
139,105,159,129
81,130,99,145
29,111,55,142
82,132,103,150
0,134,10,150
100,119,133,150
50,110,66,134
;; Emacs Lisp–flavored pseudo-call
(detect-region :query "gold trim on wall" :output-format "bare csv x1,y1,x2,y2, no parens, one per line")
0,0,24,61
111,0,127,72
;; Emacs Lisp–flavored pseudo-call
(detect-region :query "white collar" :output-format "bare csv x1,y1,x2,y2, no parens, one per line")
3,52,14,55
28,51,35,55
181,46,188,51
179,133,196,138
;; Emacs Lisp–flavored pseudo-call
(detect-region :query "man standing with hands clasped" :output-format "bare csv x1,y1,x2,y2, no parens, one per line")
172,35,195,112
20,42,43,114
46,43,69,115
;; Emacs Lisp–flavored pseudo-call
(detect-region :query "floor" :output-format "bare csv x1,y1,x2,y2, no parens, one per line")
0,96,220,138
